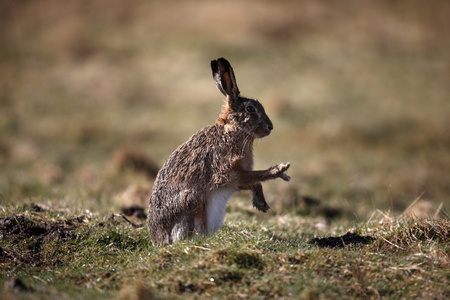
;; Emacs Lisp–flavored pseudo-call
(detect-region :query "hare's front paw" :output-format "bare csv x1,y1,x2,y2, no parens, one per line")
253,194,270,213
271,162,291,181
252,183,270,213
255,201,270,213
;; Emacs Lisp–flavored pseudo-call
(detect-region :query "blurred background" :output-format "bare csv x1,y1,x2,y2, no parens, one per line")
0,0,449,223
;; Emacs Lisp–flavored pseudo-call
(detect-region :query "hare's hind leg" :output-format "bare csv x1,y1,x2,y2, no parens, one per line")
147,217,193,246
147,223,170,246
169,215,194,244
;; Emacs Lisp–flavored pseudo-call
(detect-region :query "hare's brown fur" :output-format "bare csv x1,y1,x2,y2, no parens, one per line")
147,58,290,246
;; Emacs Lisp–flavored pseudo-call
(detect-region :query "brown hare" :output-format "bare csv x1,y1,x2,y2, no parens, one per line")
147,58,290,246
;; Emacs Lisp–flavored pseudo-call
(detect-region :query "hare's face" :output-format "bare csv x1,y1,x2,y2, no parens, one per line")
234,97,273,138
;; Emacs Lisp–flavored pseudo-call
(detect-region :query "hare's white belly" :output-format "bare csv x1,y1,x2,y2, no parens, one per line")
206,188,236,234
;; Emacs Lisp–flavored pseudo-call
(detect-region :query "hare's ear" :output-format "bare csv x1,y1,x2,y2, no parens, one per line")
211,58,240,99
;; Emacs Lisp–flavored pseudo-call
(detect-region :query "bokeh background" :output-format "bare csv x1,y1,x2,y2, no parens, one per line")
1,0,449,222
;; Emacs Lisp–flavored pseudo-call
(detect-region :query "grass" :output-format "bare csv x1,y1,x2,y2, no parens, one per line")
1,203,448,299
1,0,449,298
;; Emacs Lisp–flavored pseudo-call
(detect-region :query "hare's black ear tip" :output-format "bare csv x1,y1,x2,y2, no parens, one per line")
217,57,230,65
211,59,219,70
211,57,229,65
211,57,227,67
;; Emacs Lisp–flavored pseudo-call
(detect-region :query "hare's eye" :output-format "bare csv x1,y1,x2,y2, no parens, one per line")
246,105,256,113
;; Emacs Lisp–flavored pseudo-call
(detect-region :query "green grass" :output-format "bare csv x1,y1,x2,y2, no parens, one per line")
1,204,449,299
1,0,449,298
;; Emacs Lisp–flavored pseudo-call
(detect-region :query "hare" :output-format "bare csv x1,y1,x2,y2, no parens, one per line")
147,58,290,246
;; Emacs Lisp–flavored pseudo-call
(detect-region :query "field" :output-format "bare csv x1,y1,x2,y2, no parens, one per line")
1,0,449,299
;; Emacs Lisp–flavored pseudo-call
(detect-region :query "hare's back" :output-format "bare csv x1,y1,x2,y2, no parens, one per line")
155,125,226,184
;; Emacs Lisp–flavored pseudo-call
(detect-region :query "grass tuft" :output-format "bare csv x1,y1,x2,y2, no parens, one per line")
370,218,450,252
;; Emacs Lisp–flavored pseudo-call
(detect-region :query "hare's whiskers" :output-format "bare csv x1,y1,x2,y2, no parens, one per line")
240,133,251,157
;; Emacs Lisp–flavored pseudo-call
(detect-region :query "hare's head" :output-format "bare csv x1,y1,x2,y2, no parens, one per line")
211,58,273,138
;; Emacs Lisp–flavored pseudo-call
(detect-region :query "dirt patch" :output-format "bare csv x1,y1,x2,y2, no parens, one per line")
120,205,147,219
0,209,87,267
309,232,376,248
6,278,31,292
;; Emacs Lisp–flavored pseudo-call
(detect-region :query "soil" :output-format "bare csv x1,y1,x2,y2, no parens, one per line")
0,206,86,267
309,232,376,248
120,205,147,219
6,277,30,292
